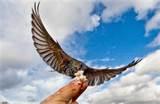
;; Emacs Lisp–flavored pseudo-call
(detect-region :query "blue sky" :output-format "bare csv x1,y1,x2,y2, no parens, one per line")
0,0,160,104
71,5,159,67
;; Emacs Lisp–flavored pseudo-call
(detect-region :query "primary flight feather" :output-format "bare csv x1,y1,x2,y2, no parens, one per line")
31,3,141,86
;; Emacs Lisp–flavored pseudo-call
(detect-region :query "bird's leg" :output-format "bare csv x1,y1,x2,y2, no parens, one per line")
74,70,87,82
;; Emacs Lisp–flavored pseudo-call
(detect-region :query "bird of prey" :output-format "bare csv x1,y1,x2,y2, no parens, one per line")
31,3,141,86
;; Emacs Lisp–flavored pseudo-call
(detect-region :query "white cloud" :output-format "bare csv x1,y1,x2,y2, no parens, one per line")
0,0,100,89
0,0,101,103
148,33,160,47
101,0,132,22
136,49,160,75
0,68,27,90
0,0,100,71
100,0,160,47
83,50,160,104
119,73,152,87
0,66,70,104
102,0,159,47
1,0,160,104
0,95,7,102
132,0,160,20
101,0,160,22
40,0,100,41
0,0,39,70
145,11,160,36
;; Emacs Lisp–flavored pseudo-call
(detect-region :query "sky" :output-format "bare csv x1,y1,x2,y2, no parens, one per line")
0,0,160,104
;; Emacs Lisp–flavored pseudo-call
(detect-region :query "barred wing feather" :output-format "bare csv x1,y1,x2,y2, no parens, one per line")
31,3,142,86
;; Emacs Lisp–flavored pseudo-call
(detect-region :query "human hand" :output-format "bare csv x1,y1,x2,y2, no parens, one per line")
41,79,88,104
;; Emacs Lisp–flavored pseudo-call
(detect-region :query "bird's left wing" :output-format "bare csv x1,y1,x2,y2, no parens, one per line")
84,59,141,86
31,3,82,77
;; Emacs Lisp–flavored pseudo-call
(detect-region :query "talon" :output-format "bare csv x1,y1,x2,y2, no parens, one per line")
74,71,87,82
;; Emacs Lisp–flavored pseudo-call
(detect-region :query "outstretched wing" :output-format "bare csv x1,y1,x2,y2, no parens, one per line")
31,3,142,86
84,59,141,86
31,3,81,77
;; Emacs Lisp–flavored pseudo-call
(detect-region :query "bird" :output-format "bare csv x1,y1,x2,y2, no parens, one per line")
31,2,142,86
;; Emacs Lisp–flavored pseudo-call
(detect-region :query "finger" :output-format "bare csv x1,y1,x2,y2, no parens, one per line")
72,80,88,101
41,79,83,104
56,79,83,101
71,101,79,104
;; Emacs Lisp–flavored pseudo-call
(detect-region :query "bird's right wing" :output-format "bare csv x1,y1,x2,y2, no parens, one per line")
84,59,141,86
31,3,83,77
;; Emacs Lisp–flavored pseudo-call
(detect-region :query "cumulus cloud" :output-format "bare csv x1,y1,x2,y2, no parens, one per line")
132,0,160,20
0,68,27,90
101,0,160,22
0,95,7,102
0,0,40,92
100,0,160,22
148,33,160,47
86,50,160,104
101,0,132,22
0,0,100,103
0,0,100,91
145,11,160,36
0,0,100,70
0,0,38,69
136,49,160,74
0,66,70,104
39,0,100,41
100,0,160,47
1,0,160,104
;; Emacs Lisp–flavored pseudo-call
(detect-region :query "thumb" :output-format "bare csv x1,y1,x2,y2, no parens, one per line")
72,80,88,101
56,79,88,102
41,79,88,104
